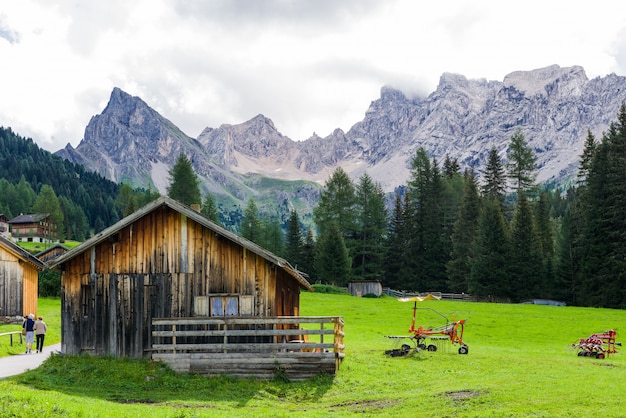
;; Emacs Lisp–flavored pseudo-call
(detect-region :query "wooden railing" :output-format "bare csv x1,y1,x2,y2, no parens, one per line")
0,331,23,346
150,316,345,379
151,316,344,354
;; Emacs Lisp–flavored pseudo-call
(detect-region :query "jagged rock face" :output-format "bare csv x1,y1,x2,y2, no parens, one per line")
57,65,626,200
57,88,242,194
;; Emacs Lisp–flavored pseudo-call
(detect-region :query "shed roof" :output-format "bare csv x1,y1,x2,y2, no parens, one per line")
0,235,46,271
48,196,313,291
35,243,69,259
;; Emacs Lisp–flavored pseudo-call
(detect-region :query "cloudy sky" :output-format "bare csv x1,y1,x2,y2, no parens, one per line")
2,0,626,152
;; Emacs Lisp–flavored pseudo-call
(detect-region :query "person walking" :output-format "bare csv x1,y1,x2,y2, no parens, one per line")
22,314,35,354
34,316,47,353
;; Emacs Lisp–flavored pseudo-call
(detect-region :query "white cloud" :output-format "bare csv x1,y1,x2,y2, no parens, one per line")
1,0,626,152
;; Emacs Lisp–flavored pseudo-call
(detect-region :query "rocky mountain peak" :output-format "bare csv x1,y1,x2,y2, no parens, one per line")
503,64,588,97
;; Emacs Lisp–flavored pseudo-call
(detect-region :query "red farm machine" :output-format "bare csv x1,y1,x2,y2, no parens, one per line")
572,330,621,359
385,294,469,356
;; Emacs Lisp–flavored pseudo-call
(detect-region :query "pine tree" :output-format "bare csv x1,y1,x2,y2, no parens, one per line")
443,154,460,178
32,185,64,242
115,183,136,217
404,148,432,290
260,218,284,256
383,192,408,289
506,129,537,195
352,173,387,281
301,227,317,280
59,196,89,241
285,210,304,270
315,223,351,286
313,167,357,242
240,198,262,244
509,191,542,301
16,176,36,216
482,146,507,203
534,190,555,296
553,208,579,304
167,153,201,206
447,170,480,293
201,193,220,224
470,198,510,300
579,103,626,308
576,129,596,188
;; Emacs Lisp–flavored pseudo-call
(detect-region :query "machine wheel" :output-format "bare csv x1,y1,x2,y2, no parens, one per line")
401,344,411,353
458,345,469,355
596,353,605,359
427,344,437,352
418,343,427,350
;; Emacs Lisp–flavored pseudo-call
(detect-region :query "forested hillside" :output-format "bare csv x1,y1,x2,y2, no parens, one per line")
0,127,123,239
287,105,626,309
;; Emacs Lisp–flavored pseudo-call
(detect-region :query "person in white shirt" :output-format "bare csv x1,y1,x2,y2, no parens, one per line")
34,316,48,354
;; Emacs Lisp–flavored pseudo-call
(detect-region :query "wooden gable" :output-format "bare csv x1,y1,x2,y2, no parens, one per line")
35,244,69,263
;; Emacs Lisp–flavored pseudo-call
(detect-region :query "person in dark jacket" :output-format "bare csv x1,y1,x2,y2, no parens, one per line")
22,314,35,354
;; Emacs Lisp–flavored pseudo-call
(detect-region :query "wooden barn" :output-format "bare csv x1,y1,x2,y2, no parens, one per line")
48,197,344,380
0,235,45,317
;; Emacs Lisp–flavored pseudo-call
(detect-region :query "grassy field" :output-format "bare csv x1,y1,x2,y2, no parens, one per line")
15,241,82,254
0,292,625,417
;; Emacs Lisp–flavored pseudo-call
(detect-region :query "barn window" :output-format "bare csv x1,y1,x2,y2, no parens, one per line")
193,294,254,317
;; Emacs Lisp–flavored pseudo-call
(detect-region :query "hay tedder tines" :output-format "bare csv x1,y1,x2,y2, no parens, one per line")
572,330,621,359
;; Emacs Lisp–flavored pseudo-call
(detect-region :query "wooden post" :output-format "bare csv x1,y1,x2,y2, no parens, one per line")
333,318,341,372
223,324,228,353
172,324,177,354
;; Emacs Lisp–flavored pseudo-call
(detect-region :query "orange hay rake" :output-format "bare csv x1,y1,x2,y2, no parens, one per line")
385,294,469,356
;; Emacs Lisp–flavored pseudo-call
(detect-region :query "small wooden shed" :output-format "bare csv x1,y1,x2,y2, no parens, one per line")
0,235,45,317
48,197,344,379
35,244,69,263
348,280,383,297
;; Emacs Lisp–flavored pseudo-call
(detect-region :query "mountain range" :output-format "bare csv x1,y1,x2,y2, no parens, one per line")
56,64,626,218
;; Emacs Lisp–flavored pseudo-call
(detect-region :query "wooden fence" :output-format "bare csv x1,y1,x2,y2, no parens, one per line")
151,316,344,380
0,331,23,346
382,289,479,302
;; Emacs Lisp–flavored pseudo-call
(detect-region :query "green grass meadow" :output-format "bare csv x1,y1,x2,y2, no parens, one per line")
1,292,625,417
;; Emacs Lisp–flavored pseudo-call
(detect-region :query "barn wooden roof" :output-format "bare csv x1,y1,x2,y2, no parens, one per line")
0,235,46,271
48,196,313,291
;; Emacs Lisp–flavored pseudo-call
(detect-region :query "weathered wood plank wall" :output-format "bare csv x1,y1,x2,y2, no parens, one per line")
0,246,38,316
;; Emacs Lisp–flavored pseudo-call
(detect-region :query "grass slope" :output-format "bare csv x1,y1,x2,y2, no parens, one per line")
1,293,624,417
